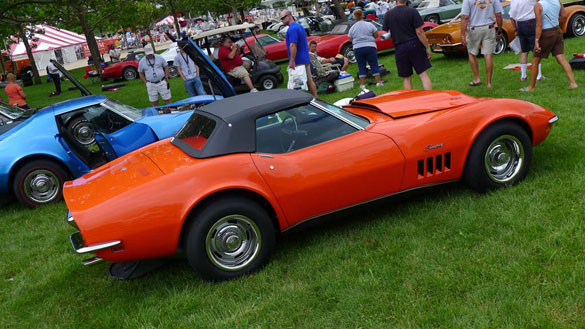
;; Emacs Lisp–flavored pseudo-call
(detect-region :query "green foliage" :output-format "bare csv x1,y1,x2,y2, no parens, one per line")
1,34,585,328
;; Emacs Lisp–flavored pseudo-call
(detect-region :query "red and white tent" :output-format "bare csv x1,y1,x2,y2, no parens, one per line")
155,16,184,27
9,24,104,69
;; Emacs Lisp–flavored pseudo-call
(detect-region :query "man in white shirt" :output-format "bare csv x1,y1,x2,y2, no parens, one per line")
174,48,206,96
509,0,544,81
108,45,121,63
379,0,390,16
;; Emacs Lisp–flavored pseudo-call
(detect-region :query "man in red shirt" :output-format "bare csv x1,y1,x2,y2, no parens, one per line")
218,37,257,92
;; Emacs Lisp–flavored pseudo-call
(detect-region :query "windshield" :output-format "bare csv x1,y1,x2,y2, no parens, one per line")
314,99,370,128
331,24,350,34
417,0,439,9
102,99,142,121
0,103,27,120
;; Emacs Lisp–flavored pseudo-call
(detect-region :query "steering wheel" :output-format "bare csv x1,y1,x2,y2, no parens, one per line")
280,116,299,153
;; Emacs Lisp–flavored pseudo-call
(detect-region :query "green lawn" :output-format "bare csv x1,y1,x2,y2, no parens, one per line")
1,35,585,328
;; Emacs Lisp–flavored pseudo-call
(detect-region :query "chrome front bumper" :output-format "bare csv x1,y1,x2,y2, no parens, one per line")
549,116,559,124
67,213,121,266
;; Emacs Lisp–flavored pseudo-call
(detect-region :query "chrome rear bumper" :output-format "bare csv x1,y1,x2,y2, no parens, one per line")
549,116,559,124
67,213,121,266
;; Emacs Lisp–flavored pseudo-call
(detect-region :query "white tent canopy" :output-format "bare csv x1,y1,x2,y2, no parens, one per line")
9,24,103,70
155,16,184,27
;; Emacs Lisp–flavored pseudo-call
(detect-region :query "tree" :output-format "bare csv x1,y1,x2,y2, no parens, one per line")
53,0,128,69
118,1,165,51
0,0,58,84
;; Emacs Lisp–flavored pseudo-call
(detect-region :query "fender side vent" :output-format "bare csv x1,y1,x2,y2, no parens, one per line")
426,157,433,174
418,152,452,179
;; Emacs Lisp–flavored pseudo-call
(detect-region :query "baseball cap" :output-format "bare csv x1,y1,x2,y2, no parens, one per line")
144,44,154,55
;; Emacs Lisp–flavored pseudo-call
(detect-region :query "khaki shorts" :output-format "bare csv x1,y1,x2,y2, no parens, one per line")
146,81,171,102
534,27,564,59
228,66,250,80
466,25,496,56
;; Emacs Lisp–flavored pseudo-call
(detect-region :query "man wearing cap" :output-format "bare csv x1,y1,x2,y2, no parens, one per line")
218,36,258,92
138,44,171,106
175,47,206,97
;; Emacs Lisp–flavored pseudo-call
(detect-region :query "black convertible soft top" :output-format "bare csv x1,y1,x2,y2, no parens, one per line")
172,89,314,158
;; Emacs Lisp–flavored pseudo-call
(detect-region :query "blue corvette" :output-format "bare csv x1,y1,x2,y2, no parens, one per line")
0,43,237,208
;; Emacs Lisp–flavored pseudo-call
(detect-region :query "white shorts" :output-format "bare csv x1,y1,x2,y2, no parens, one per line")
146,81,171,102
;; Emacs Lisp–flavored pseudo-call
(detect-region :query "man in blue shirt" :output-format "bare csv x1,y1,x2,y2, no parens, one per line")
281,9,318,97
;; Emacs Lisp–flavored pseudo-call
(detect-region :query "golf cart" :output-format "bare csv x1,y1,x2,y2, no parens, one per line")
192,23,284,93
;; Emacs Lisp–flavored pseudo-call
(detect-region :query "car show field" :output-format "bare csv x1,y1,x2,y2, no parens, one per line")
1,25,585,329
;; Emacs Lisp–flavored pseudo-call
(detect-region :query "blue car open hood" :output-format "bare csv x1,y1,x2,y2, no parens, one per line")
177,39,237,97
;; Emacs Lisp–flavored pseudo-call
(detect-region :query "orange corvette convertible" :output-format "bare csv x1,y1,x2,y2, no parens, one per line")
64,87,558,281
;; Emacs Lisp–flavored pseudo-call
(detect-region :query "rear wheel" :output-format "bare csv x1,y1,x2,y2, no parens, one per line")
122,67,138,81
13,160,68,208
568,13,585,37
185,197,275,281
168,65,179,79
259,75,278,90
425,14,440,24
463,122,532,192
341,44,356,64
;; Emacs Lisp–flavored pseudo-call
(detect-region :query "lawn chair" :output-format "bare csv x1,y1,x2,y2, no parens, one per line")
309,52,340,85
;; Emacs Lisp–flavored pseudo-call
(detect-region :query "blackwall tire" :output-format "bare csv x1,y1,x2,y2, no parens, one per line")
463,122,532,193
185,197,275,281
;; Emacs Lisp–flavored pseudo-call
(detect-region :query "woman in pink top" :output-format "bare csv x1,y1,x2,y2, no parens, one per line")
4,73,29,109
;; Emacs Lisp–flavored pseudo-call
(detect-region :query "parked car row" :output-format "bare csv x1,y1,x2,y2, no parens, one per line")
426,1,585,56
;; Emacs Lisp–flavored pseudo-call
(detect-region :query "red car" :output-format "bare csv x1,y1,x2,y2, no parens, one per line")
244,34,320,62
100,51,145,81
312,21,438,63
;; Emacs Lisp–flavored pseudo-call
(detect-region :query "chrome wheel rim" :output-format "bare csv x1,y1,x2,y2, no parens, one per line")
345,48,356,64
428,16,438,23
23,169,60,203
263,78,275,90
72,121,95,145
124,70,136,80
484,135,524,183
573,15,585,36
169,67,178,78
206,215,261,271
495,38,505,55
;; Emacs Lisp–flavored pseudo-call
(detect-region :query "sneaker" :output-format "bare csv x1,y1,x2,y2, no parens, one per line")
376,82,384,87
250,88,258,92
360,85,366,90
537,76,547,81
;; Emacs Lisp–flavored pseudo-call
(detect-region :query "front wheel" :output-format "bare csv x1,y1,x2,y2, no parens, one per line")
341,44,356,64
185,197,276,281
13,160,68,208
463,122,532,193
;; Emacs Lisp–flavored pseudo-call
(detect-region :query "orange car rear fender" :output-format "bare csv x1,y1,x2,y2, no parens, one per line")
80,154,286,262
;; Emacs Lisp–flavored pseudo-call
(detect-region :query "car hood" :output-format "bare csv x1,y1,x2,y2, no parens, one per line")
179,38,236,97
136,111,192,139
349,90,481,119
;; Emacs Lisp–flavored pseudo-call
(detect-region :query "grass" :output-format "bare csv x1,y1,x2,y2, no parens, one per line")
1,34,585,328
